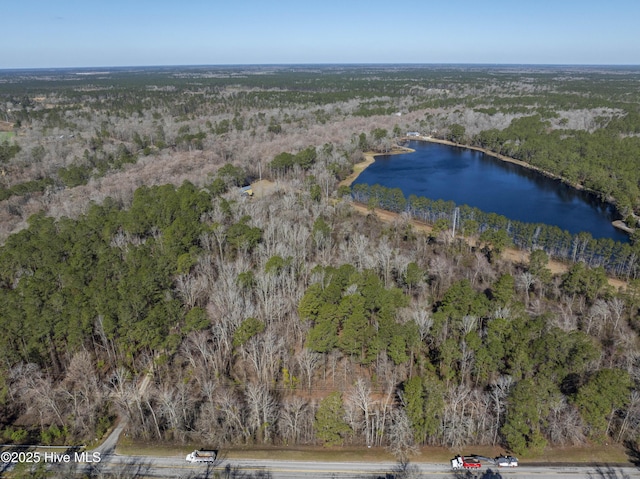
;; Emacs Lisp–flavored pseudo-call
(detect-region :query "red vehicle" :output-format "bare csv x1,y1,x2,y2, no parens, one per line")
451,455,482,470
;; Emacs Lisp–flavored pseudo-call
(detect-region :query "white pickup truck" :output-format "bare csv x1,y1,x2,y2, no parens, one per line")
495,455,518,467
185,450,217,463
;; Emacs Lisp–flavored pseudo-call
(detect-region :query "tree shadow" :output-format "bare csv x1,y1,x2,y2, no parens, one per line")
390,461,422,479
353,461,430,479
202,449,226,469
215,464,273,479
349,461,509,479
479,469,503,479
0,451,11,478
0,445,30,478
79,455,152,479
587,465,632,479
351,461,507,479
624,439,640,467
451,469,502,479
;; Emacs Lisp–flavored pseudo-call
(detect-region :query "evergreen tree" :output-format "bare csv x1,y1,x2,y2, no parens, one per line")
314,392,351,446
574,369,632,440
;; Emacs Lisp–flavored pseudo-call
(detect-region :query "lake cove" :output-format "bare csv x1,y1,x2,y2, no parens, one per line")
351,140,629,243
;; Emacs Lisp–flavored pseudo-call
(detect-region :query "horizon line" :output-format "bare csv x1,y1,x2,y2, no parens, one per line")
2,61,640,72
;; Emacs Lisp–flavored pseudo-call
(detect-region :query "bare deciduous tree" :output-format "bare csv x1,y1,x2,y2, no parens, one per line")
489,375,513,446
387,407,419,462
297,348,321,391
245,383,278,443
347,378,374,446
175,271,209,309
279,397,311,444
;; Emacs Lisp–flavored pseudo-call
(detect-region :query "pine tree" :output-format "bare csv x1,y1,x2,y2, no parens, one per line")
314,392,351,446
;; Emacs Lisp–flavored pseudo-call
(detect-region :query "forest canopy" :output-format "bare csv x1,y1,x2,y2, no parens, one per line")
1,65,640,458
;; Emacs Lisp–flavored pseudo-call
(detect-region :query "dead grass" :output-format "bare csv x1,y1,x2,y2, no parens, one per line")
224,446,396,462
251,179,279,198
525,444,630,464
115,440,632,465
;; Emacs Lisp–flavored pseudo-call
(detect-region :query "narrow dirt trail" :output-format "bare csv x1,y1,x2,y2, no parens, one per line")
92,373,153,455
349,202,627,290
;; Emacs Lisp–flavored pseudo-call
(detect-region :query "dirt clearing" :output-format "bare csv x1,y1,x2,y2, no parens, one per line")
350,203,626,290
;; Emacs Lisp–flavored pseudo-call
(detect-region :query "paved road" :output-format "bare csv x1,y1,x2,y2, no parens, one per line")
77,412,640,478
72,375,640,478
72,453,640,479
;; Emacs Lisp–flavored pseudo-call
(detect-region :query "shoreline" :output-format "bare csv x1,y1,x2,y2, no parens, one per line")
348,201,626,290
340,146,414,188
346,136,634,236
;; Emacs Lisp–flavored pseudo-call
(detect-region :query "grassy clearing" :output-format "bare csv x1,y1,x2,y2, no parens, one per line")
251,179,279,198
0,131,14,141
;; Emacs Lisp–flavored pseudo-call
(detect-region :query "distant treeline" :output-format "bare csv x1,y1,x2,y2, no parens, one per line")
351,183,640,279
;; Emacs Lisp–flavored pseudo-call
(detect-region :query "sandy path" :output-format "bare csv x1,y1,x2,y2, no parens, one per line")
349,202,626,290
92,373,152,455
340,154,375,187
340,147,414,188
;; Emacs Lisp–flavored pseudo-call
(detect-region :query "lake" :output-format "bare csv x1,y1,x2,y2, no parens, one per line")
352,141,629,243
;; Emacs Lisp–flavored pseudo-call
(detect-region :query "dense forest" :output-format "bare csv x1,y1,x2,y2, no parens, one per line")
2,65,640,468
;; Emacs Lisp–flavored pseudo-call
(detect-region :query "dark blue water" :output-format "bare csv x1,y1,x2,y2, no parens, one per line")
352,141,629,242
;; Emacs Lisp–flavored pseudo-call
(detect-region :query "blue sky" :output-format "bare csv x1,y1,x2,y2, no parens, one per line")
3,0,639,68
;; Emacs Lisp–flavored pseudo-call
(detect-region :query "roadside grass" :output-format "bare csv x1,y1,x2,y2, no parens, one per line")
224,446,397,462
116,440,397,462
526,444,630,464
117,436,191,458
116,440,632,465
